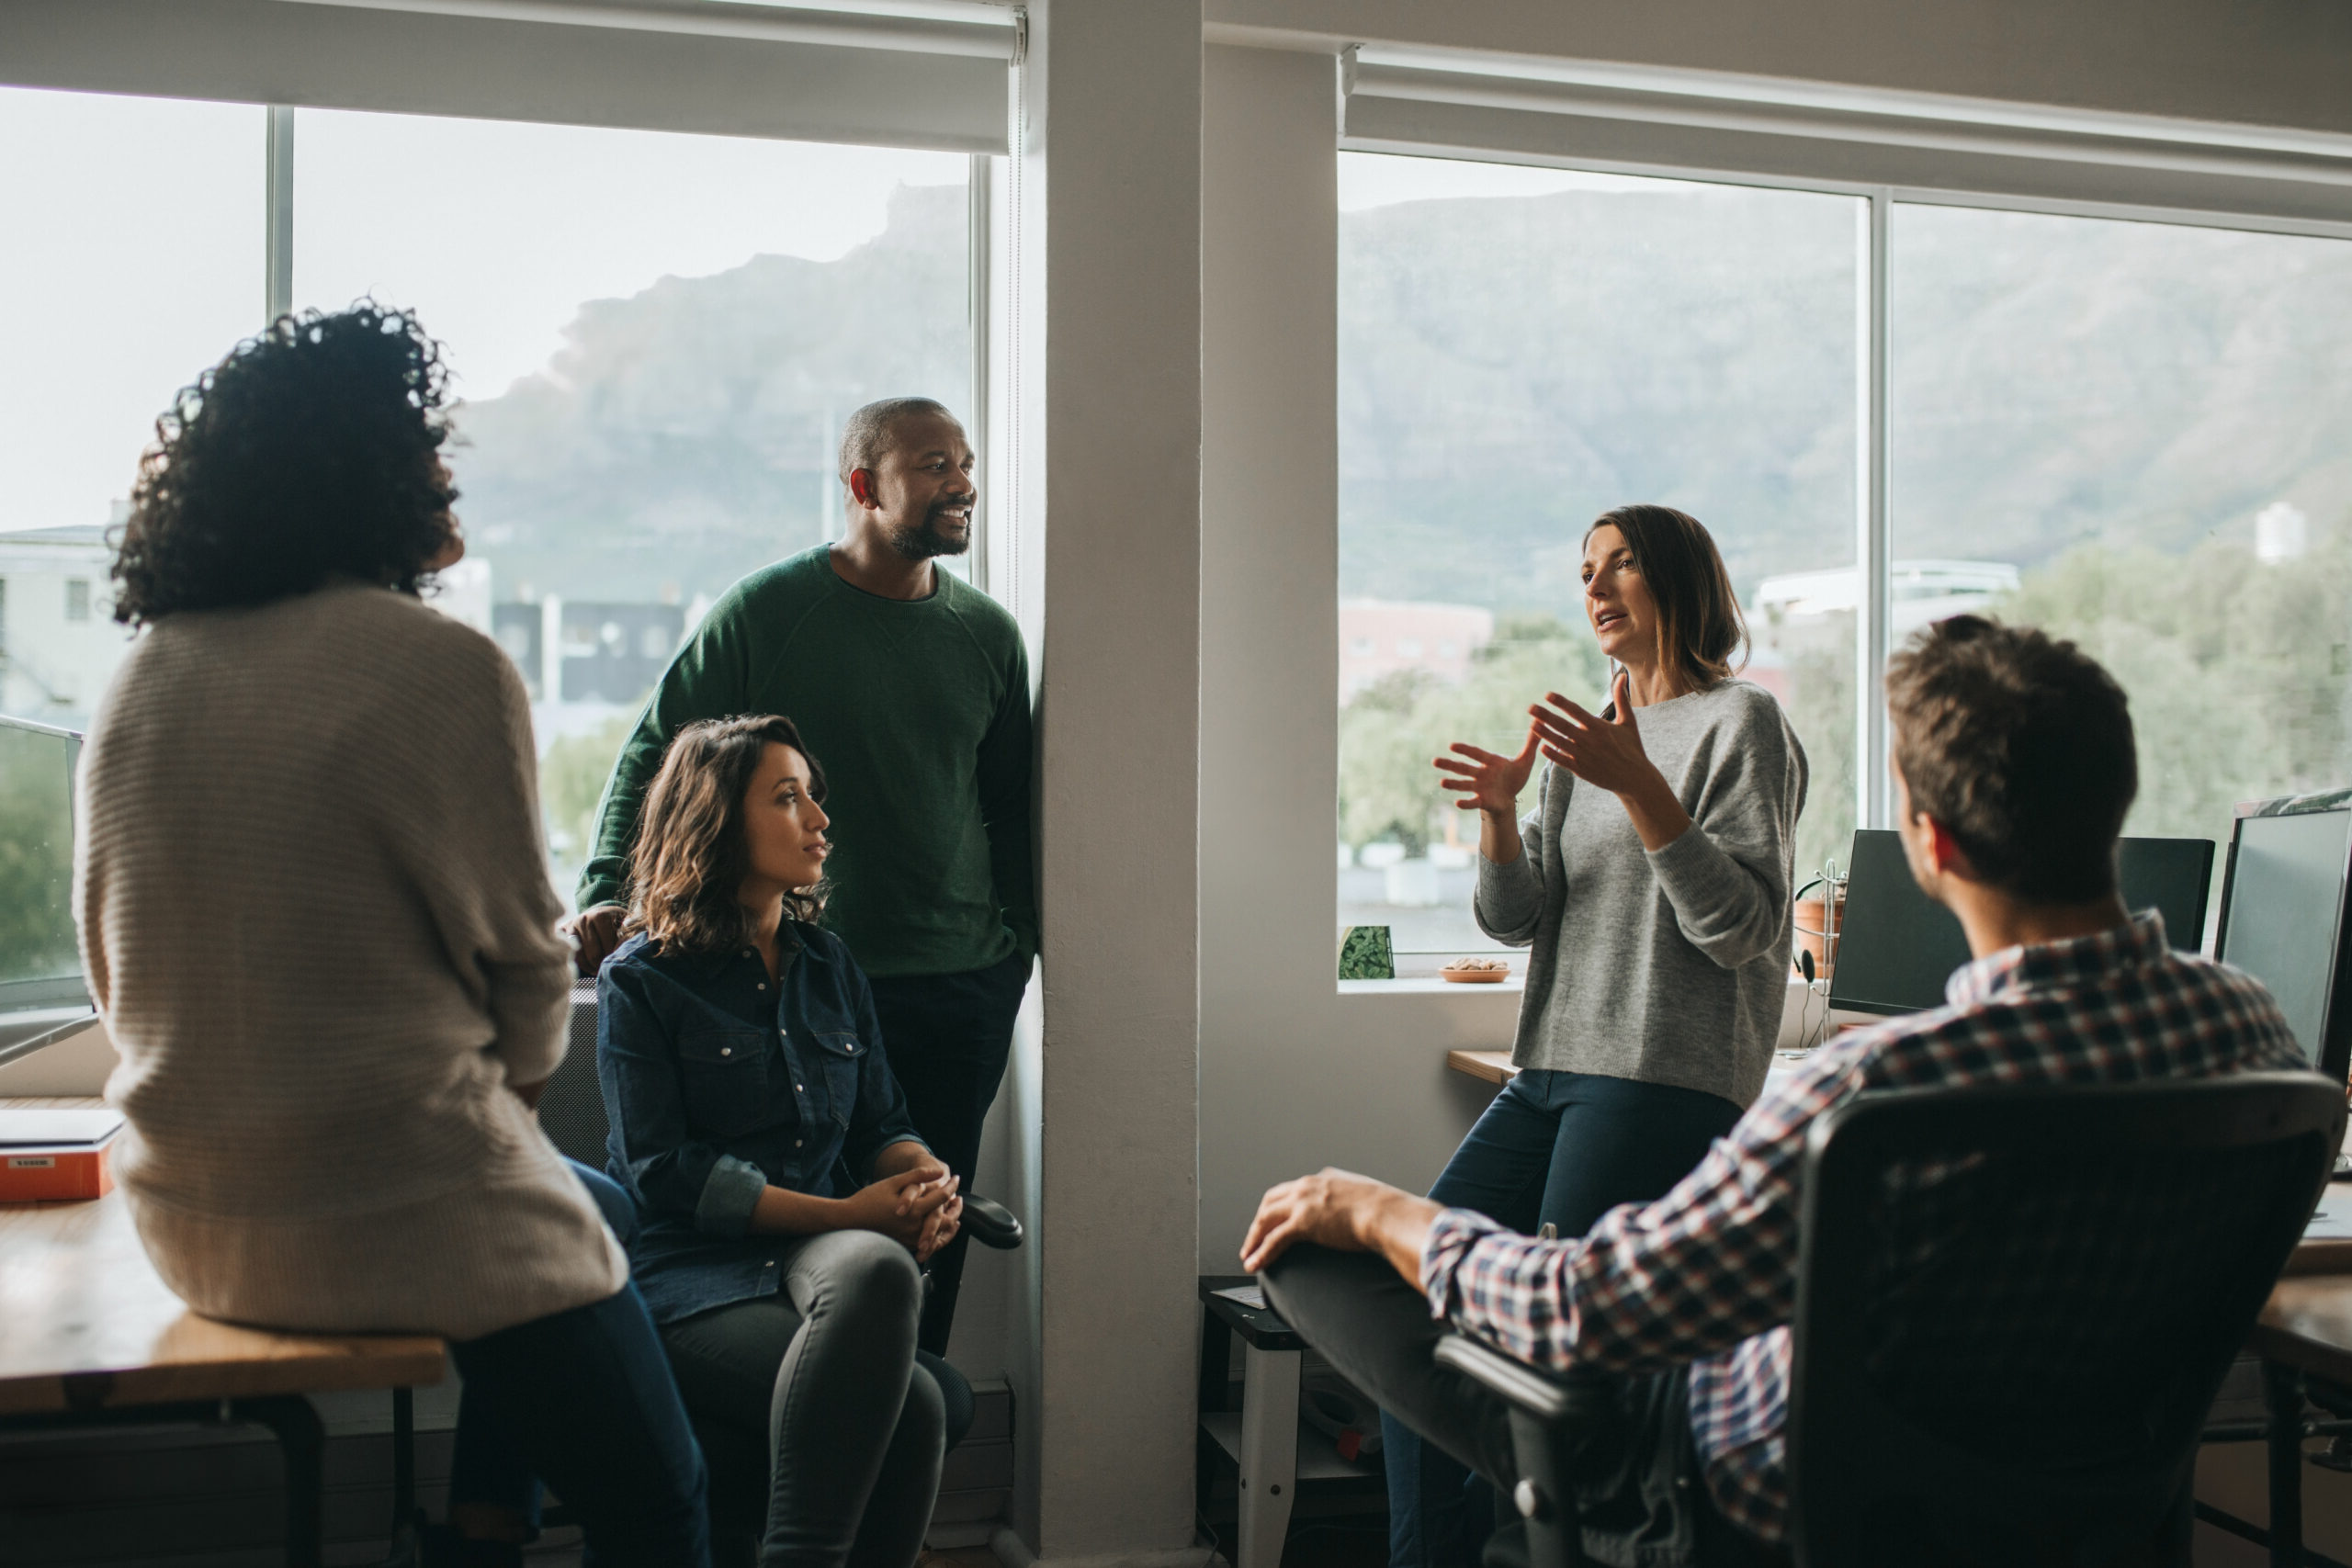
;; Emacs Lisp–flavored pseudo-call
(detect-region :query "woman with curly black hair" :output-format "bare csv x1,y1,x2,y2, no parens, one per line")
74,304,710,1567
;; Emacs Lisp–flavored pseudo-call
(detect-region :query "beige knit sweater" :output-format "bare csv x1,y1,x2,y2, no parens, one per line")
74,581,625,1341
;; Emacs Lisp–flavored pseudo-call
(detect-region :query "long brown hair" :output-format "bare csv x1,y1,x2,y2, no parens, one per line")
627,715,830,956
1585,503,1748,691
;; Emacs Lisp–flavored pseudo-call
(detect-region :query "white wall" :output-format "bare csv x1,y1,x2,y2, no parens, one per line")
1197,42,1520,1273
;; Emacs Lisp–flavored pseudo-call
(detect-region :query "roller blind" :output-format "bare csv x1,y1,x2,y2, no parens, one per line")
0,0,1016,154
1342,48,2352,226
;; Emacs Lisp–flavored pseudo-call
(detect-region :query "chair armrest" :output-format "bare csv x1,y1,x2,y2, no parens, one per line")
963,1192,1024,1250
1435,1335,1575,1424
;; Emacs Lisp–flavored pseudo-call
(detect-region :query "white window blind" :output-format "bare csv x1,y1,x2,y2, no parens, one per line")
0,0,1015,153
1342,47,2352,228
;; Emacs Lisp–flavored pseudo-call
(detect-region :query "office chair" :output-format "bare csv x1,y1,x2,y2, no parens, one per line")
537,981,1020,1565
1437,1075,2343,1568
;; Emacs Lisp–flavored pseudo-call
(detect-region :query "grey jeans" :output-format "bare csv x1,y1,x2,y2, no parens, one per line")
662,1231,944,1568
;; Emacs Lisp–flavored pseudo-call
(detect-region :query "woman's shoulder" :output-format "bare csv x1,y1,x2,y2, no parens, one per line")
789,921,862,973
1695,677,1794,734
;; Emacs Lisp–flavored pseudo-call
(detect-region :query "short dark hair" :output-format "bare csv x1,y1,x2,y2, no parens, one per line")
1885,615,2137,904
1584,504,1748,689
837,396,956,483
109,302,458,625
628,715,830,955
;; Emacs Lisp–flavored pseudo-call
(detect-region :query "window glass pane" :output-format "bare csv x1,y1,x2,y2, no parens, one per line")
293,110,971,900
1892,206,2352,902
1339,152,1861,953
0,87,263,728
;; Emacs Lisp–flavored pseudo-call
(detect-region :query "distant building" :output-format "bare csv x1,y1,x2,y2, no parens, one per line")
1746,559,2018,712
1339,599,1496,702
1752,559,2019,640
491,594,687,706
0,525,130,728
2256,502,2310,564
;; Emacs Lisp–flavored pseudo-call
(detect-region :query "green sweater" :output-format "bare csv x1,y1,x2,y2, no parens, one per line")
580,548,1036,978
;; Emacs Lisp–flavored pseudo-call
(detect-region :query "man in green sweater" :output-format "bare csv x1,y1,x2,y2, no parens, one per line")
565,396,1035,1355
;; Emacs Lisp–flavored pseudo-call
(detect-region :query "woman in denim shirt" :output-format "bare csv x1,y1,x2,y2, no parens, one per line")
598,714,967,1568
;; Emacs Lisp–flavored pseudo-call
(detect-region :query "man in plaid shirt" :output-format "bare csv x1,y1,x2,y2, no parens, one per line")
1245,617,2306,1567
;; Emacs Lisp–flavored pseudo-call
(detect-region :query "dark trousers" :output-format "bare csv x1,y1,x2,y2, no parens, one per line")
865,949,1030,1357
1264,1245,1785,1568
447,1162,709,1568
445,1159,709,1568
1385,1072,1744,1568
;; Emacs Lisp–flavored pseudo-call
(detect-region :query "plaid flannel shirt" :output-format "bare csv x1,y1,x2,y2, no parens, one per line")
1419,912,2306,1542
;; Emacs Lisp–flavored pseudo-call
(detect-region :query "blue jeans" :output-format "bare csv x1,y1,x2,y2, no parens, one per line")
446,1160,710,1568
1383,1070,1743,1568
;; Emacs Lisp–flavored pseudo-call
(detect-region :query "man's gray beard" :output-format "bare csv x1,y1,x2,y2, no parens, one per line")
887,514,971,561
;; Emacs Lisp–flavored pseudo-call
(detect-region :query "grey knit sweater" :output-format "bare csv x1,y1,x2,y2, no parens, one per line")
1476,679,1807,1110
74,581,625,1340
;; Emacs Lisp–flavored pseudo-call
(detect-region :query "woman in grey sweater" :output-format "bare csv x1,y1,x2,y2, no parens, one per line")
1392,503,1807,1568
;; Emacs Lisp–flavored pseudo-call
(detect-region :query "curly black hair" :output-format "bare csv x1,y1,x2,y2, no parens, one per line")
109,302,459,625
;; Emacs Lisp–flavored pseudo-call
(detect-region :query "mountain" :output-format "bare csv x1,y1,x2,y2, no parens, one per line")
446,183,969,605
446,175,2352,619
1339,186,2352,610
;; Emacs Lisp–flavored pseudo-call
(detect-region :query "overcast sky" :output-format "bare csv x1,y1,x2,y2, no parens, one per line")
0,86,963,537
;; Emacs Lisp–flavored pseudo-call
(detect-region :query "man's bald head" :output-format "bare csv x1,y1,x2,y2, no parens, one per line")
838,397,958,484
836,397,976,563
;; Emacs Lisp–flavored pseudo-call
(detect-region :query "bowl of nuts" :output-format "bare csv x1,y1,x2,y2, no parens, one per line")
1439,957,1511,984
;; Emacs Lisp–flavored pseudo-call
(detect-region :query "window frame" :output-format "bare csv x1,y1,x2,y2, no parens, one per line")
244,102,999,598
1333,131,2352,848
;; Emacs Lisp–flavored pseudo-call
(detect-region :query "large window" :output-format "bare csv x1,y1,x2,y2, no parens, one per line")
1340,147,2352,967
290,108,972,897
1,89,977,903
1892,206,2352,886
1337,152,1860,953
0,88,261,720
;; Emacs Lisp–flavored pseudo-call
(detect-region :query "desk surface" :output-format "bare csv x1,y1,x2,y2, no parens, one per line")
2259,1275,2352,1384
0,1098,445,1416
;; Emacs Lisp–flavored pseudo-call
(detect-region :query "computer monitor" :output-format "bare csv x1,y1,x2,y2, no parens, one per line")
0,716,94,1067
1826,829,2214,1017
2213,795,2352,1085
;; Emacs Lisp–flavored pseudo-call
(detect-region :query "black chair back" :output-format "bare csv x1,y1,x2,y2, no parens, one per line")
1789,1074,2342,1568
537,980,613,1168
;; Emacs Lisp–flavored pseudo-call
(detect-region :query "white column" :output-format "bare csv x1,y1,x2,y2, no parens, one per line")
1003,0,1204,1560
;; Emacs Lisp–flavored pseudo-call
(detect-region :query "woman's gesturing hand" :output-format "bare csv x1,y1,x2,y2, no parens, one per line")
1530,671,1657,795
1433,722,1541,816
1532,670,1693,852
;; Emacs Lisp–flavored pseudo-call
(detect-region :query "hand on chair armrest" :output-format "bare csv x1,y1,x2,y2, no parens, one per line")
1435,1335,1576,1424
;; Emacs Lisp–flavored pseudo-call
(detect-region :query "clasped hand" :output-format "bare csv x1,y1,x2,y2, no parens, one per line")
843,1162,962,1262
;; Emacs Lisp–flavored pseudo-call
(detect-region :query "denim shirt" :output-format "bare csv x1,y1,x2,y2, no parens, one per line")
596,923,925,1324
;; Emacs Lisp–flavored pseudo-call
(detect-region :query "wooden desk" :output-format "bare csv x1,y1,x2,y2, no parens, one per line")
0,1098,445,1565
2249,1276,2352,1567
1445,1049,1516,1086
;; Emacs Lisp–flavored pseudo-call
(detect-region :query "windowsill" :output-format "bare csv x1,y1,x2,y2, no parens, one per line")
1338,976,1524,996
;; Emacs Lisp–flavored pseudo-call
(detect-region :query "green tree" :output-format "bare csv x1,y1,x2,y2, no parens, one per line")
0,732,75,984
1994,517,2352,848
540,713,639,869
